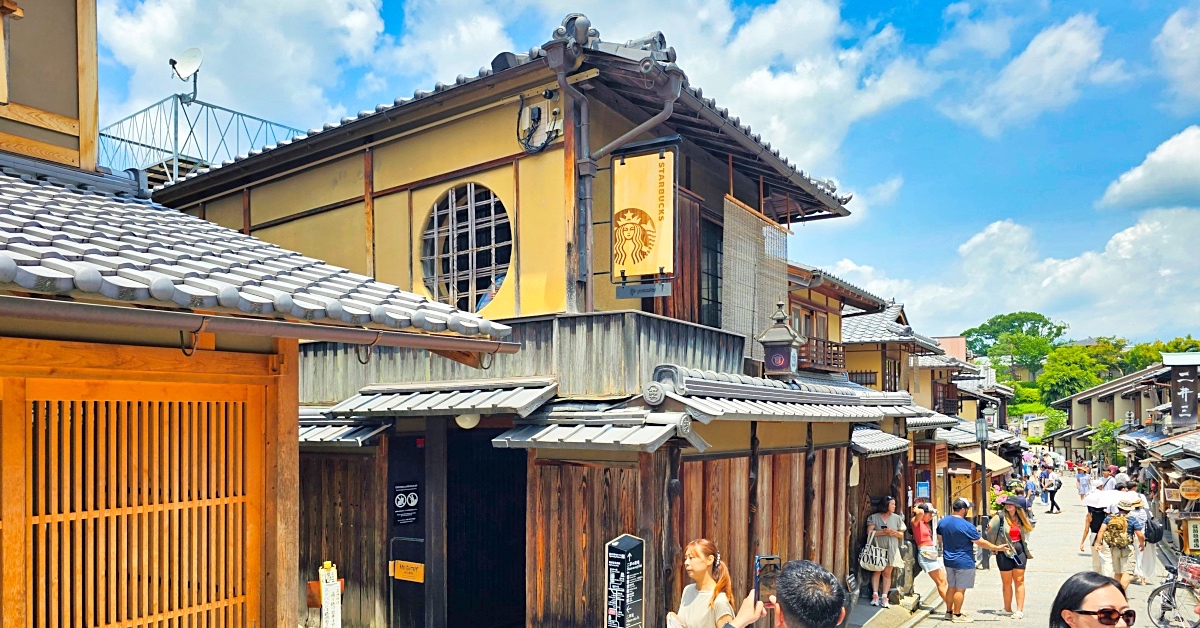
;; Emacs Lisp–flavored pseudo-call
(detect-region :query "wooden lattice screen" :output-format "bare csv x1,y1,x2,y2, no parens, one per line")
2,369,269,628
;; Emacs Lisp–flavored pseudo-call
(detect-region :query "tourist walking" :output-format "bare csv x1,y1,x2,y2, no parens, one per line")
912,503,949,614
1094,500,1143,589
937,498,1009,623
1050,572,1132,628
669,538,735,628
1127,494,1156,585
1046,469,1063,514
1081,503,1113,577
988,496,1035,619
1040,468,1052,505
866,496,906,607
1025,474,1040,504
1077,467,1092,500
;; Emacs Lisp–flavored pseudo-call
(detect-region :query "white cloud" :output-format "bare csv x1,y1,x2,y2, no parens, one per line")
1154,7,1200,111
98,0,385,128
926,4,1017,66
826,209,1200,338
819,174,904,226
943,14,1123,137
1099,126,1200,209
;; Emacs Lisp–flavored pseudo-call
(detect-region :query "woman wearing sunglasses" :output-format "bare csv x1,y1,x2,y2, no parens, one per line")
1051,572,1135,628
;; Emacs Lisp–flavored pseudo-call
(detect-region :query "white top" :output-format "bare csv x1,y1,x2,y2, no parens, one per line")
677,584,734,628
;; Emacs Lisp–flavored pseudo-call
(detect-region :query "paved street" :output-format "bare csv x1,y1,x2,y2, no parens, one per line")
915,479,1154,626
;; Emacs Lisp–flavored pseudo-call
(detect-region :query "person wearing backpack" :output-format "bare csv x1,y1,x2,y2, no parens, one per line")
1046,470,1063,514
1131,494,1162,585
1094,499,1144,588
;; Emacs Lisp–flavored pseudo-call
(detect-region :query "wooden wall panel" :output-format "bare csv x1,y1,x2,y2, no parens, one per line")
297,451,385,628
527,459,642,627
650,191,702,323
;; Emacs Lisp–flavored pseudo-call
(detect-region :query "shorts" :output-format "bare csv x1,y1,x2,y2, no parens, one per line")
917,546,944,573
946,566,976,589
996,541,1027,572
1110,545,1136,575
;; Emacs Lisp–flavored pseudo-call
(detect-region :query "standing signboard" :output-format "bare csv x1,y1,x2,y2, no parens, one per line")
606,534,645,628
1173,365,1198,428
319,561,342,628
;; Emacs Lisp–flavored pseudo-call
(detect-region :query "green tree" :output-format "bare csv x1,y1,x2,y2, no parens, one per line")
987,331,1054,379
962,312,1068,356
1119,336,1200,373
1085,336,1128,375
1038,346,1104,404
1088,420,1126,466
1044,412,1066,433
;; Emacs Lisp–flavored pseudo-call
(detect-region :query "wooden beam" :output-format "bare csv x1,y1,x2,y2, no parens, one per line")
363,148,376,277
0,131,79,166
0,102,80,135
1,377,28,625
425,417,448,628
76,0,98,170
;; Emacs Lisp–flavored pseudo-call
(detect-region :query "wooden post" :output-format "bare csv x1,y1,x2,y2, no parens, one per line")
1,377,28,625
364,149,376,277
425,418,448,627
242,189,252,235
76,0,98,170
638,450,669,628
263,338,299,627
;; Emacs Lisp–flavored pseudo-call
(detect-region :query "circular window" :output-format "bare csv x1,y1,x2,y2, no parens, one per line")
421,182,512,312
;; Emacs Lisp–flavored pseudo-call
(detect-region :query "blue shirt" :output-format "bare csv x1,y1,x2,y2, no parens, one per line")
1025,480,1038,494
937,515,981,570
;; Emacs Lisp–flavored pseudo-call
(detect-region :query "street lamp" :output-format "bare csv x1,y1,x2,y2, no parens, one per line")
978,407,998,520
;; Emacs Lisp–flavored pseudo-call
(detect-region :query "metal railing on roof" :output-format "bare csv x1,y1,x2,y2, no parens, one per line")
98,94,303,187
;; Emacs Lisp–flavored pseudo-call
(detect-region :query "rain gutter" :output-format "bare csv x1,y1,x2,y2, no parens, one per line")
0,295,520,354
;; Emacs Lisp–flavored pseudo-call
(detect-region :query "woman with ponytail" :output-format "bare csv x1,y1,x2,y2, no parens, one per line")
667,538,735,628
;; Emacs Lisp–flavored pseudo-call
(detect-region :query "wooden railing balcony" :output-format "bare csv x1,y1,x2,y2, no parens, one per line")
798,337,845,372
933,382,961,416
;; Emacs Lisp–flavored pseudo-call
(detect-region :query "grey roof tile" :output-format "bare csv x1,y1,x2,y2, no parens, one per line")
841,303,942,352
0,171,507,339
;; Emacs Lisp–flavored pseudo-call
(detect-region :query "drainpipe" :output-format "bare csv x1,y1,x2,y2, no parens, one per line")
546,23,685,313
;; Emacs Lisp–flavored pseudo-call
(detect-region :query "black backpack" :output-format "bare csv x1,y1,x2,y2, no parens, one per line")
1145,516,1165,544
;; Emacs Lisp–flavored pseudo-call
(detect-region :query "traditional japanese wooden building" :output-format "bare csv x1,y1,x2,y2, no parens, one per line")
150,13,937,627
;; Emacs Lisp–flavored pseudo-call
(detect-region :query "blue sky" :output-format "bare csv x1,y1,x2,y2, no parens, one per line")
96,0,1200,341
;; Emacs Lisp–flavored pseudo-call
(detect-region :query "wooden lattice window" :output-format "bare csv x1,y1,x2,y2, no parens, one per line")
849,371,877,386
914,447,930,465
421,183,512,312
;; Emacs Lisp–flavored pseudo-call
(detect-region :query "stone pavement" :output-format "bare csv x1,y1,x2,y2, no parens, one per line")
910,479,1157,627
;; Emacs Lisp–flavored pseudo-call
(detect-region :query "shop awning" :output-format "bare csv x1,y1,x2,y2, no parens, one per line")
326,376,559,418
950,447,1014,474
1044,427,1075,440
491,408,709,453
299,419,391,446
906,413,961,431
1173,458,1200,474
851,425,912,458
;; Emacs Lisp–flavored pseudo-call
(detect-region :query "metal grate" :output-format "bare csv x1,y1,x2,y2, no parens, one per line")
849,371,877,387
420,183,512,312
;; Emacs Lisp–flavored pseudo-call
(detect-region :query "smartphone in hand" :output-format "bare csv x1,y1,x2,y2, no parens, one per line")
754,555,781,609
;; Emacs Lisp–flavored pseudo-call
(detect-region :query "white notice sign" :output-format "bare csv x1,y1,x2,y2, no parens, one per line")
319,562,341,628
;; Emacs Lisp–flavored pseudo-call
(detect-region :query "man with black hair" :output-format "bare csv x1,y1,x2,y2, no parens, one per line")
937,498,1008,623
722,560,846,628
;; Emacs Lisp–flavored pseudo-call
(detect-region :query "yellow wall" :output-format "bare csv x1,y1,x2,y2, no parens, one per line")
911,369,933,410
961,398,979,421
757,422,808,449
693,421,751,453
250,156,362,226
812,422,851,445
845,346,881,391
205,193,243,231
255,203,369,275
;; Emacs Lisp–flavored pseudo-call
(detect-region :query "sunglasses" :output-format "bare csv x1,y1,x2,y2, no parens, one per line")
1073,608,1136,626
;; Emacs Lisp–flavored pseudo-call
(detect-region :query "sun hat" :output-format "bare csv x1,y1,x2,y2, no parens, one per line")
1119,466,1128,473
1116,499,1135,511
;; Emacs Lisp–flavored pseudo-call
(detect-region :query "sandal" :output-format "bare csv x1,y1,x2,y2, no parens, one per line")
1013,611,1024,620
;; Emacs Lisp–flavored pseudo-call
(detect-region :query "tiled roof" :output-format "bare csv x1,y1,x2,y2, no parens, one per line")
935,421,982,448
907,413,961,431
851,425,911,457
840,303,942,353
916,354,979,373
1051,364,1165,407
327,377,558,418
787,262,885,310
156,16,850,214
493,408,709,453
644,364,929,423
0,170,508,339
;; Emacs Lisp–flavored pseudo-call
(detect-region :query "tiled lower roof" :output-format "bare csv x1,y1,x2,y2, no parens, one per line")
851,425,911,457
326,377,558,419
0,170,508,339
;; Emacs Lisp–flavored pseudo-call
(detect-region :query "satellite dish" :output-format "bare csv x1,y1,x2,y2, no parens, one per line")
169,48,204,81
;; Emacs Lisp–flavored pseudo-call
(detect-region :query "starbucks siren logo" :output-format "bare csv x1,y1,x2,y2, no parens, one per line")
613,208,657,265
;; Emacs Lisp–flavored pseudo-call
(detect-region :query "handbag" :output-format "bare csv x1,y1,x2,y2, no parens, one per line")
859,531,888,572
